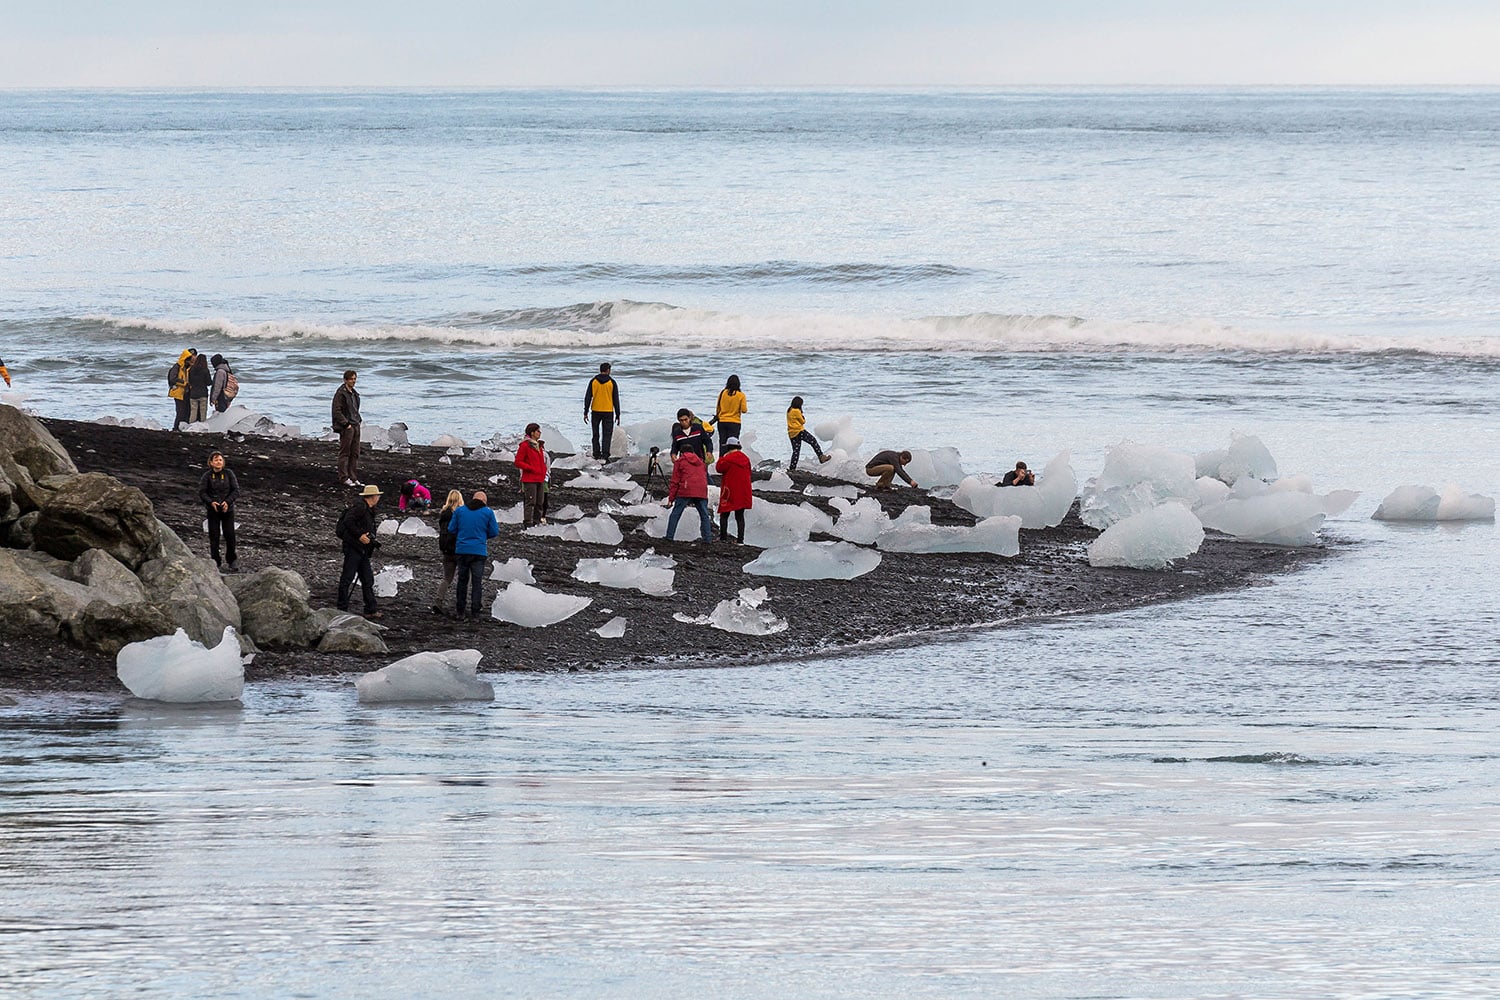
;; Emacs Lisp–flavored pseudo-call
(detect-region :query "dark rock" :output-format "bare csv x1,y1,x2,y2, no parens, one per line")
316,612,388,654
226,567,327,648
63,600,175,655
35,473,163,569
5,510,39,549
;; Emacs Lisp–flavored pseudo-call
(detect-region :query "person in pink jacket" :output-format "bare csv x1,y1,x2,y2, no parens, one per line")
714,437,753,544
665,449,713,542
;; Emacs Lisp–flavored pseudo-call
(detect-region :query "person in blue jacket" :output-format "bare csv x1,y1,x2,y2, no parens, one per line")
447,489,500,620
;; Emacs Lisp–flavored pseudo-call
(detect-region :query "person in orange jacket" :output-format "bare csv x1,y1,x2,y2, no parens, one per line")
714,437,753,544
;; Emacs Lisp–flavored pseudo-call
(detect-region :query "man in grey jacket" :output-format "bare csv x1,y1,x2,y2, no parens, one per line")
332,369,362,486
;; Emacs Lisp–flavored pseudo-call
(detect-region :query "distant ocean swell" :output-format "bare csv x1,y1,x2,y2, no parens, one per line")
73,305,1500,359
318,260,983,286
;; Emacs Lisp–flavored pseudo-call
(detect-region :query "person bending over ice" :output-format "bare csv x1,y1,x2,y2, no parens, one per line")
865,449,919,492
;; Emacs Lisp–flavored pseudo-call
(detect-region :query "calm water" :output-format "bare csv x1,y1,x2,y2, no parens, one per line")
1,89,1498,997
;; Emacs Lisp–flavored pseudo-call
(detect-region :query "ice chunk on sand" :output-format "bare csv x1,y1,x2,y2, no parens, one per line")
97,414,165,431
430,433,466,449
952,451,1077,529
572,552,676,596
355,649,494,703
1080,441,1198,528
373,564,414,598
489,556,536,583
397,516,437,538
737,586,768,607
757,471,797,493
537,423,577,455
1372,484,1496,522
904,447,966,487
116,627,244,703
594,616,627,638
875,507,1021,556
1195,432,1279,485
620,484,647,504
621,418,673,456
1193,476,1231,510
491,581,592,627
675,593,789,636
804,483,859,499
742,500,826,548
1195,490,1329,546
744,540,882,580
813,415,864,454
568,471,639,491
1087,502,1204,570
551,504,585,521
525,515,624,545
494,502,525,525
828,496,890,544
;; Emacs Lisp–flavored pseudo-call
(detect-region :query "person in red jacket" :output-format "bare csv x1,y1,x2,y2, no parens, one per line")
665,449,713,542
514,422,550,527
714,437,753,544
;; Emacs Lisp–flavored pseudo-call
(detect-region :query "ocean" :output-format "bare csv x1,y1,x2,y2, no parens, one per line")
1,89,1498,997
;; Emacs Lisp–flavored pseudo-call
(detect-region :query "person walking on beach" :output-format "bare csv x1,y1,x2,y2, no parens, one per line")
865,449,919,492
209,354,238,413
187,352,212,424
786,395,829,470
336,484,383,618
332,370,363,486
1001,461,1035,487
167,348,196,431
448,489,499,620
197,450,240,573
665,448,713,542
670,409,714,462
715,437,753,544
584,362,622,461
714,375,747,454
431,489,462,615
514,422,550,527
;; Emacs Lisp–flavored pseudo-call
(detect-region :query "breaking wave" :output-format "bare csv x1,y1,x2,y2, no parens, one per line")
79,303,1500,359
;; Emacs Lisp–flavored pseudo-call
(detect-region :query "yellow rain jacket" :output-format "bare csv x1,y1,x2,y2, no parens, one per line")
168,350,193,400
786,406,806,438
715,389,747,424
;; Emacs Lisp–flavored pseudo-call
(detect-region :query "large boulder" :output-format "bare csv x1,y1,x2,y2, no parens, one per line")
34,473,163,570
225,567,328,648
5,511,39,549
136,550,242,647
316,612,389,654
0,405,77,484
63,600,176,655
0,548,97,637
69,549,149,605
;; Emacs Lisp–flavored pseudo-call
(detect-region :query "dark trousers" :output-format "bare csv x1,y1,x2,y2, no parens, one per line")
172,397,190,432
337,424,361,483
789,430,824,469
666,498,712,541
717,422,740,452
205,505,237,566
522,481,545,525
337,544,376,613
591,412,615,460
719,509,745,543
455,553,485,614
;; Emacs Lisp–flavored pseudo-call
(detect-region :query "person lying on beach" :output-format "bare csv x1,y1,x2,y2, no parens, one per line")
865,449,919,491
1001,462,1035,487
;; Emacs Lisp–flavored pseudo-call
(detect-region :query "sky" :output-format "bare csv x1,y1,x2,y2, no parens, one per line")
2,1,1498,88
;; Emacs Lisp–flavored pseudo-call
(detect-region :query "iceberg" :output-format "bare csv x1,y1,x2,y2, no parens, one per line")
1087,502,1204,569
491,581,593,627
536,424,577,455
489,557,536,583
373,564,414,598
1196,475,1357,545
1372,483,1496,522
904,447,966,487
354,649,494,703
572,551,676,596
116,627,244,703
874,506,1021,557
952,451,1077,529
1080,441,1198,529
742,500,826,548
744,540,882,580
1195,432,1279,485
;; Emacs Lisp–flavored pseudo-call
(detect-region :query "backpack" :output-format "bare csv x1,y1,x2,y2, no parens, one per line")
221,371,239,400
166,362,181,389
335,505,351,542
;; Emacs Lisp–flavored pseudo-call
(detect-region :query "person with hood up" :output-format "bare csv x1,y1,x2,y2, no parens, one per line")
786,395,830,470
447,489,499,620
714,374,748,454
431,489,463,615
714,437,753,544
186,352,212,423
197,450,240,572
167,348,196,431
665,448,713,542
209,354,237,413
514,422,550,526
583,362,622,461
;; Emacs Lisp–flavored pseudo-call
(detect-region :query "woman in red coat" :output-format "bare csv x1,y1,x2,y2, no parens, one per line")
714,437,753,544
514,422,550,526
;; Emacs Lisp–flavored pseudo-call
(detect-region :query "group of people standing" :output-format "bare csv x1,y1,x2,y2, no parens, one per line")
168,349,238,432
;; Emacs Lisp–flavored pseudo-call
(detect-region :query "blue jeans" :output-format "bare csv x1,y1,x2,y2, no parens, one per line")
666,498,712,541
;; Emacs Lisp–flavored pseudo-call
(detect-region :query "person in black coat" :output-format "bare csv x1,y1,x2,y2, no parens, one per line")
337,484,382,618
431,489,462,615
197,451,240,572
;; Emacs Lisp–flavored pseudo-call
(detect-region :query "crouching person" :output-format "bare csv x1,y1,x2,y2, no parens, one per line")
448,489,499,620
337,484,383,619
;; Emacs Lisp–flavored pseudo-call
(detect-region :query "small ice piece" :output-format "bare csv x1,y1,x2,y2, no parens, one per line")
757,471,797,493
803,482,858,499
952,451,1077,529
439,456,451,464
489,556,536,583
202,518,242,533
594,616,627,638
396,516,438,538
373,564,414,598
97,414,166,431
552,453,596,470
1087,502,1204,569
744,540,882,580
388,423,410,449
1196,432,1279,485
828,496,890,544
572,552,676,596
903,447,966,487
738,586,769,606
1080,441,1199,528
431,433,467,448
491,581,593,627
621,484,647,504
526,515,624,545
874,507,1021,556
376,518,400,536
487,473,505,485
1372,483,1496,522
674,594,790,635
355,649,494,703
493,502,525,524
551,504,585,521
568,471,639,491
116,627,244,703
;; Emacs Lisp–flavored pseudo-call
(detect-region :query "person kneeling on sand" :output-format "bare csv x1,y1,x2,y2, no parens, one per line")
197,450,240,573
431,489,462,615
398,477,431,513
665,449,713,542
865,449,919,492
514,422,549,527
1001,461,1035,487
715,437,752,544
336,484,383,619
448,489,499,620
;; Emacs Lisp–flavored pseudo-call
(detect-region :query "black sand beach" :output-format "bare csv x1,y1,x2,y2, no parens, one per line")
0,418,1321,692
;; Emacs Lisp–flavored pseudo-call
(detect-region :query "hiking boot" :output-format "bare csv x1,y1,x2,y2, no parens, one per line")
342,479,357,487
819,454,831,463
365,610,383,621
223,563,240,574
430,604,443,615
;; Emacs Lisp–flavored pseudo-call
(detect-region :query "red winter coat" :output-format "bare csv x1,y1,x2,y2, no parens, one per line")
668,451,708,501
715,449,753,512
514,439,549,484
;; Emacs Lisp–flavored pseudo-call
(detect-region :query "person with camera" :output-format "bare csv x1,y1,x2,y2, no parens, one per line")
336,484,383,619
1001,461,1035,487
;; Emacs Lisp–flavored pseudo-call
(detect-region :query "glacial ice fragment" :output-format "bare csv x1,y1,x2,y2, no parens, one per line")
355,649,493,703
594,617,628,638
572,552,676,596
396,516,437,538
874,507,1021,556
1372,483,1496,522
116,627,245,703
1080,441,1198,529
525,515,624,545
373,564,414,598
489,557,536,583
743,540,882,580
1086,502,1204,569
491,582,593,627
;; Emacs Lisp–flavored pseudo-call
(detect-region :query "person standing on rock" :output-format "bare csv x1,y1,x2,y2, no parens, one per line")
432,489,463,615
168,348,196,432
865,449,919,492
197,450,240,573
514,422,549,527
332,369,363,487
715,437,752,544
447,489,499,620
665,448,713,542
714,374,747,454
336,484,382,619
584,362,622,461
187,352,212,424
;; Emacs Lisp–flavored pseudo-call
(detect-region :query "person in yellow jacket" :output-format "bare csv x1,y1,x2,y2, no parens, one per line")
583,362,622,461
786,395,829,470
714,374,747,454
167,348,197,432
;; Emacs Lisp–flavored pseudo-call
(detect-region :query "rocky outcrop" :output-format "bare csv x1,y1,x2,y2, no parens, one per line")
70,549,149,605
0,548,93,637
225,567,329,648
63,601,176,655
34,473,163,569
137,548,242,648
317,612,389,654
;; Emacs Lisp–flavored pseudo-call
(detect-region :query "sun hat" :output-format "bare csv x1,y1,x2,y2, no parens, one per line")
359,484,382,497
